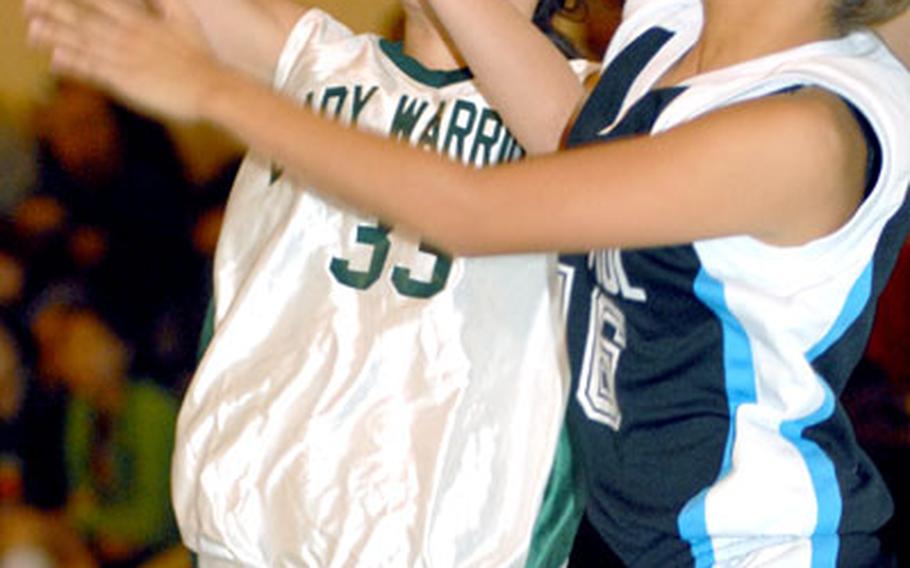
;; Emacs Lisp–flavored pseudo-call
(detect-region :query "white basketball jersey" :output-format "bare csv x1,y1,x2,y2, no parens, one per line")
172,10,574,567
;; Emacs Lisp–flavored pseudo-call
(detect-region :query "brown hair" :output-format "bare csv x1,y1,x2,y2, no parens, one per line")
833,0,910,29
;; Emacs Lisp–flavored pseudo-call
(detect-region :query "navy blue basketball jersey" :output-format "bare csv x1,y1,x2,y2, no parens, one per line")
560,0,910,565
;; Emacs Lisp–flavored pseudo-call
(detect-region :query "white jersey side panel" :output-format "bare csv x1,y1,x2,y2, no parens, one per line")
644,3,910,563
172,9,571,567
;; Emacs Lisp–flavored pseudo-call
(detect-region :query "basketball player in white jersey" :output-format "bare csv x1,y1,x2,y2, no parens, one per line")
27,0,591,566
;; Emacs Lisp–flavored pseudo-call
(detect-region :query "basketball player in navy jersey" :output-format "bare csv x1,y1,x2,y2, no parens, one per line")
26,0,910,565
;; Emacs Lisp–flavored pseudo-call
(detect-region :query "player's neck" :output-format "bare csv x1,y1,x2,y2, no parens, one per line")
699,0,836,69
400,9,466,71
662,0,837,86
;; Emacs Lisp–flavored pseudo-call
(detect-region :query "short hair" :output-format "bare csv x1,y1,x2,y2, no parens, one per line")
833,0,910,29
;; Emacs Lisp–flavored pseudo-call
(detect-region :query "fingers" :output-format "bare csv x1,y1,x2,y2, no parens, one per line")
24,0,144,27
25,0,153,69
22,0,217,122
28,11,121,71
24,0,147,57
25,0,105,54
86,0,146,26
30,17,121,73
48,44,103,81
23,0,83,28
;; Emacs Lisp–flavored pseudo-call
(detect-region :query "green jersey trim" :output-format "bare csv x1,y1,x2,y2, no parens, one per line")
379,39,473,88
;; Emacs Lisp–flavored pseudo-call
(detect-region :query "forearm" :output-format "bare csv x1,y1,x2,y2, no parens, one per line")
204,69,501,253
186,0,307,82
200,69,648,256
202,72,873,255
425,0,586,154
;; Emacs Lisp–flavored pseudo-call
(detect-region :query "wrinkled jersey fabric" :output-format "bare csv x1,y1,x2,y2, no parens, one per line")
173,9,574,567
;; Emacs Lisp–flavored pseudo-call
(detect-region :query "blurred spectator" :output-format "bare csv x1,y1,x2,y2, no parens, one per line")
0,253,25,311
5,80,236,544
55,307,179,568
0,117,36,215
0,324,25,507
17,80,204,385
19,286,87,511
0,231,32,365
0,507,96,568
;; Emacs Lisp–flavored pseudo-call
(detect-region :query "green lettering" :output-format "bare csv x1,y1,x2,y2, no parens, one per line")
321,86,347,118
418,102,446,151
469,108,504,167
391,243,453,299
497,132,524,162
443,100,478,158
391,95,430,140
329,223,391,290
351,86,379,126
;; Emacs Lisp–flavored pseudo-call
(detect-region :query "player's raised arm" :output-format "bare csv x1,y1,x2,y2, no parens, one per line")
147,0,307,83
175,0,308,83
425,0,588,154
24,0,873,256
879,10,910,68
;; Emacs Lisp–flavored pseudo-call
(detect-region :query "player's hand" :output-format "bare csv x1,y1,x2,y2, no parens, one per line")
148,0,207,47
25,0,227,121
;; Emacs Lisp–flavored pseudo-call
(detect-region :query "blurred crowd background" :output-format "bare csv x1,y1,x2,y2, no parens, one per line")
0,0,907,566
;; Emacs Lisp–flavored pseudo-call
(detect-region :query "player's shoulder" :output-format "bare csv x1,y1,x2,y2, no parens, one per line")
273,8,367,89
702,87,868,194
766,31,910,171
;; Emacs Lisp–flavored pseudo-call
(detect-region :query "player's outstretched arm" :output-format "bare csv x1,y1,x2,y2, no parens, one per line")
176,0,308,83
425,0,588,154
879,10,910,68
25,0,871,257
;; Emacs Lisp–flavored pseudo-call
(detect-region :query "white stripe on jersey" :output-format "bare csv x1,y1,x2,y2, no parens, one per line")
613,1,910,564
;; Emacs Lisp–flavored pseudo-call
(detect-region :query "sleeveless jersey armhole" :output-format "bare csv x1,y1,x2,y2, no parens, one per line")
771,85,882,202
844,102,883,201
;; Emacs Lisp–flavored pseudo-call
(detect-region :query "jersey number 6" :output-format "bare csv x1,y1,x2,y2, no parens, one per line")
329,222,453,299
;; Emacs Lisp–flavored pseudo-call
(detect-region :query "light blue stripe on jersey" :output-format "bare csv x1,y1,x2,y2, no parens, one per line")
805,262,873,361
779,261,873,566
778,382,841,567
678,269,759,567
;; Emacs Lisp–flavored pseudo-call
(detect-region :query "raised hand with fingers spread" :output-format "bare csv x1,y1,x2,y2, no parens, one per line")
26,0,224,120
